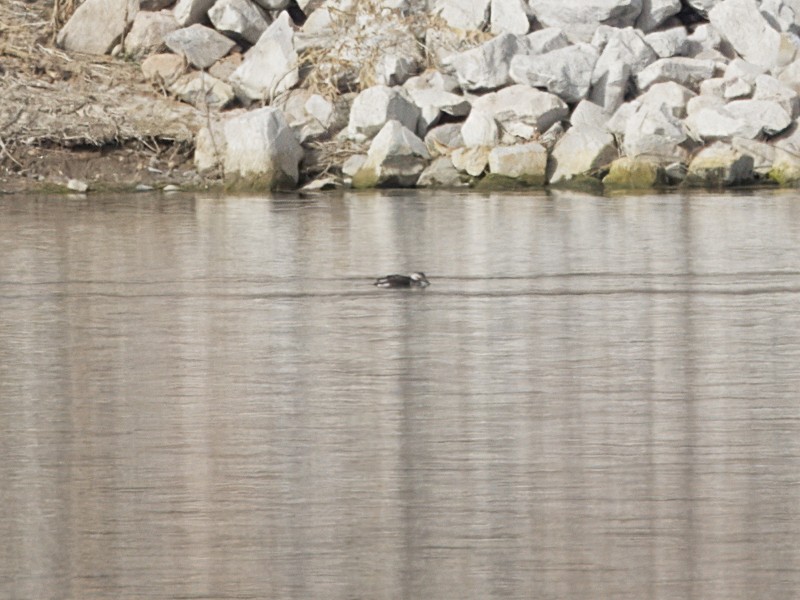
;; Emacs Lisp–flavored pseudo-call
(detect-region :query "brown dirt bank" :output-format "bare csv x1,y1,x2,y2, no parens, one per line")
0,0,214,194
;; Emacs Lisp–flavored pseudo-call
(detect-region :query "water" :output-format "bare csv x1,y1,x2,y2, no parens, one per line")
2,189,800,599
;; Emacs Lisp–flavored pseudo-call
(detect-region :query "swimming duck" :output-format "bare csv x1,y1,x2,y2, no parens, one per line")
374,272,430,288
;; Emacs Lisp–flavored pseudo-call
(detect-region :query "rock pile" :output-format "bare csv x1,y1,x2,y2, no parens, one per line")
57,0,800,190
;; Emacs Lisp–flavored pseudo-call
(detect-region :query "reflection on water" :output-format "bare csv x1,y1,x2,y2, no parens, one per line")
1,190,800,599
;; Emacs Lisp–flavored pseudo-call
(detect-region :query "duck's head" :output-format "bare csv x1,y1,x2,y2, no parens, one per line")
410,272,430,287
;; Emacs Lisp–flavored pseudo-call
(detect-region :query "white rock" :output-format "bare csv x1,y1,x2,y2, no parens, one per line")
570,100,608,128
644,27,689,58
637,81,695,117
432,0,490,30
67,178,89,192
353,120,431,188
342,154,367,178
208,0,270,45
425,123,464,156
590,27,657,111
57,0,138,54
685,141,754,186
708,0,795,68
528,0,644,43
635,57,716,92
685,106,760,140
372,54,418,87
417,156,469,187
404,70,461,94
124,10,178,58
754,74,800,117
635,0,681,32
347,86,421,142
164,24,235,69
760,0,800,35
622,103,688,157
684,23,726,57
607,100,640,136
488,142,547,182
461,84,569,146
723,78,753,99
524,27,571,55
725,99,792,135
490,0,531,34
169,72,235,109
253,0,289,8
731,137,777,174
451,146,490,176
195,120,226,174
442,33,526,91
230,12,298,103
509,43,599,103
141,53,186,84
405,87,471,130
699,77,726,99
686,93,725,116
223,107,304,188
684,0,721,15
549,125,617,183
173,0,216,26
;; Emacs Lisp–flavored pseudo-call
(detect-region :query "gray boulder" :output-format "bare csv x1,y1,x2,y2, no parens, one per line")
754,74,800,117
124,10,178,58
685,99,791,140
347,86,421,142
425,123,464,156
442,33,526,92
230,12,299,103
509,43,599,103
57,0,138,54
590,27,657,112
637,81,696,118
621,103,688,158
352,121,431,188
223,107,304,189
164,24,236,69
417,156,469,187
208,0,270,45
549,124,617,183
524,27,571,55
644,27,689,58
451,146,491,177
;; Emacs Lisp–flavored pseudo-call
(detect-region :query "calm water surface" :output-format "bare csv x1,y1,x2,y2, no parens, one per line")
2,190,800,599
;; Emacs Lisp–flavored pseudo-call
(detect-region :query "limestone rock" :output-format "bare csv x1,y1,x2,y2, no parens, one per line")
490,0,531,34
208,53,244,81
451,146,491,177
602,156,669,187
635,0,681,32
753,74,800,117
352,120,431,188
230,12,298,103
621,102,688,158
769,147,800,184
347,86,421,142
708,0,795,68
528,0,644,43
57,0,138,54
549,125,617,183
253,0,290,8
590,27,657,112
223,107,304,189
208,0,270,45
761,0,800,35
432,0,490,30
425,123,464,157
405,87,471,130
731,138,777,175
524,27,571,55
487,142,548,184
509,43,599,103
124,10,178,58
417,156,469,187
442,33,526,92
725,99,792,135
635,57,716,92
141,53,186,84
684,105,759,140
169,72,235,109
173,0,216,26
644,27,689,58
195,119,227,174
685,141,755,186
164,24,236,69
637,81,695,118
461,84,569,146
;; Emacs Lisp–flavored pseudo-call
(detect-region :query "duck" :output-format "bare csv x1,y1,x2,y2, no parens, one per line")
374,272,430,288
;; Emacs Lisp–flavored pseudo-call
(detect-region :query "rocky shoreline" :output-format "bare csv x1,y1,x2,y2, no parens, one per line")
6,0,800,193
